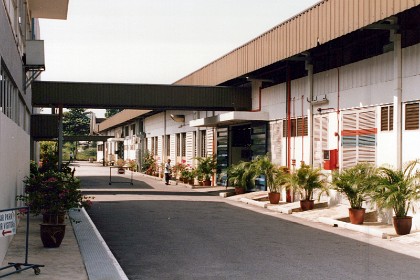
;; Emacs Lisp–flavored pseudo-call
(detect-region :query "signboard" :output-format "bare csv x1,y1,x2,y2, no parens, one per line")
0,211,16,237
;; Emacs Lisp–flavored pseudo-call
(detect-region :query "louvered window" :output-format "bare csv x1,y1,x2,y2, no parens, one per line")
405,103,419,130
166,135,170,156
154,137,158,155
341,109,376,169
313,115,329,168
380,106,393,131
283,117,308,137
181,133,186,157
176,134,181,156
200,130,207,157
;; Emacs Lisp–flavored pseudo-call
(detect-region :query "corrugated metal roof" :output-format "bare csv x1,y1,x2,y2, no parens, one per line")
97,109,150,132
174,0,420,86
32,81,251,111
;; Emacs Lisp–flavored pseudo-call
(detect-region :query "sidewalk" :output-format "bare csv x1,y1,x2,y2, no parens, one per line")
2,161,420,279
226,191,420,258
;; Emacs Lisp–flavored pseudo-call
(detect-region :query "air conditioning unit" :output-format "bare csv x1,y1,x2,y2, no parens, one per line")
25,40,45,68
307,94,328,105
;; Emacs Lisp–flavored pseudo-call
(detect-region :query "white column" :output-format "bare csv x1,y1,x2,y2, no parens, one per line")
306,62,314,166
393,33,402,170
58,106,63,170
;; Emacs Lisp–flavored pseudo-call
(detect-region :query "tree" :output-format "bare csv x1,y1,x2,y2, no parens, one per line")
62,109,90,161
63,108,90,136
105,109,122,118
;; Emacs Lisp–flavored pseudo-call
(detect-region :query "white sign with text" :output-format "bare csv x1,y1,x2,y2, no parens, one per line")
0,211,16,237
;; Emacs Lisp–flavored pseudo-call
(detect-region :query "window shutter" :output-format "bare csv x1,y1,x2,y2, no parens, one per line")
389,106,394,131
405,103,419,130
342,109,376,169
186,132,194,165
313,115,328,168
297,117,308,136
342,112,358,169
206,128,214,156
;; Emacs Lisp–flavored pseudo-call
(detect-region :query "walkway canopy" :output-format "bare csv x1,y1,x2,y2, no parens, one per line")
32,81,252,111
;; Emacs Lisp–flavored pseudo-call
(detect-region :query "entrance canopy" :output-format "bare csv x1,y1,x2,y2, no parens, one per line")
32,81,251,111
189,111,269,127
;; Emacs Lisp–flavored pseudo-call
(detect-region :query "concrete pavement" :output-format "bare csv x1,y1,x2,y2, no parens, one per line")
2,161,420,279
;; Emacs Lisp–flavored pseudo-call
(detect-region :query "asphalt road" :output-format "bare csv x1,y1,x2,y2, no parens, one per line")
86,195,420,280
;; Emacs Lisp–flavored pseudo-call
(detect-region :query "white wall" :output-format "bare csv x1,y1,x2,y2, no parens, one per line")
0,114,30,262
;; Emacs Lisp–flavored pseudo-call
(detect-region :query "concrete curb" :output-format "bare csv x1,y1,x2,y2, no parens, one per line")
318,217,388,239
240,197,269,208
70,208,129,280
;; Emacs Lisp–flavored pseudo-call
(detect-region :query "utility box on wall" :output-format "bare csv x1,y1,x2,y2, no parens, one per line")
323,149,338,170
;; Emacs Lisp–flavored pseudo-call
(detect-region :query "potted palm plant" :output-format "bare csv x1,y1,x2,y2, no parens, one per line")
331,163,378,224
227,161,253,195
196,155,217,186
289,163,328,211
250,155,288,204
370,160,420,235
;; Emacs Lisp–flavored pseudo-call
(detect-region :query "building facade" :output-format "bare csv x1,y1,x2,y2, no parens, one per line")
0,0,69,264
98,1,420,229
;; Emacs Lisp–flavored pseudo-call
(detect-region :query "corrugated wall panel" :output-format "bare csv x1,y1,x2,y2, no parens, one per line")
206,128,214,156
186,132,194,166
175,0,420,87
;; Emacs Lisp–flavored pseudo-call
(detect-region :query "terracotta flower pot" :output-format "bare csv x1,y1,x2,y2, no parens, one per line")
203,179,211,186
300,199,314,211
348,208,365,224
268,192,281,204
235,187,245,195
393,216,412,235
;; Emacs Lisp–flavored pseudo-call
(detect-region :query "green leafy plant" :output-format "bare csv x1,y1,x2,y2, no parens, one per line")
196,155,217,181
17,163,94,218
250,155,289,193
227,161,253,191
371,160,420,218
116,158,125,167
289,163,328,201
127,159,137,171
173,161,187,179
331,163,378,209
142,150,156,174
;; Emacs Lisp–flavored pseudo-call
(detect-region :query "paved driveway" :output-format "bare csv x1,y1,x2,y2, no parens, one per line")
82,178,420,280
